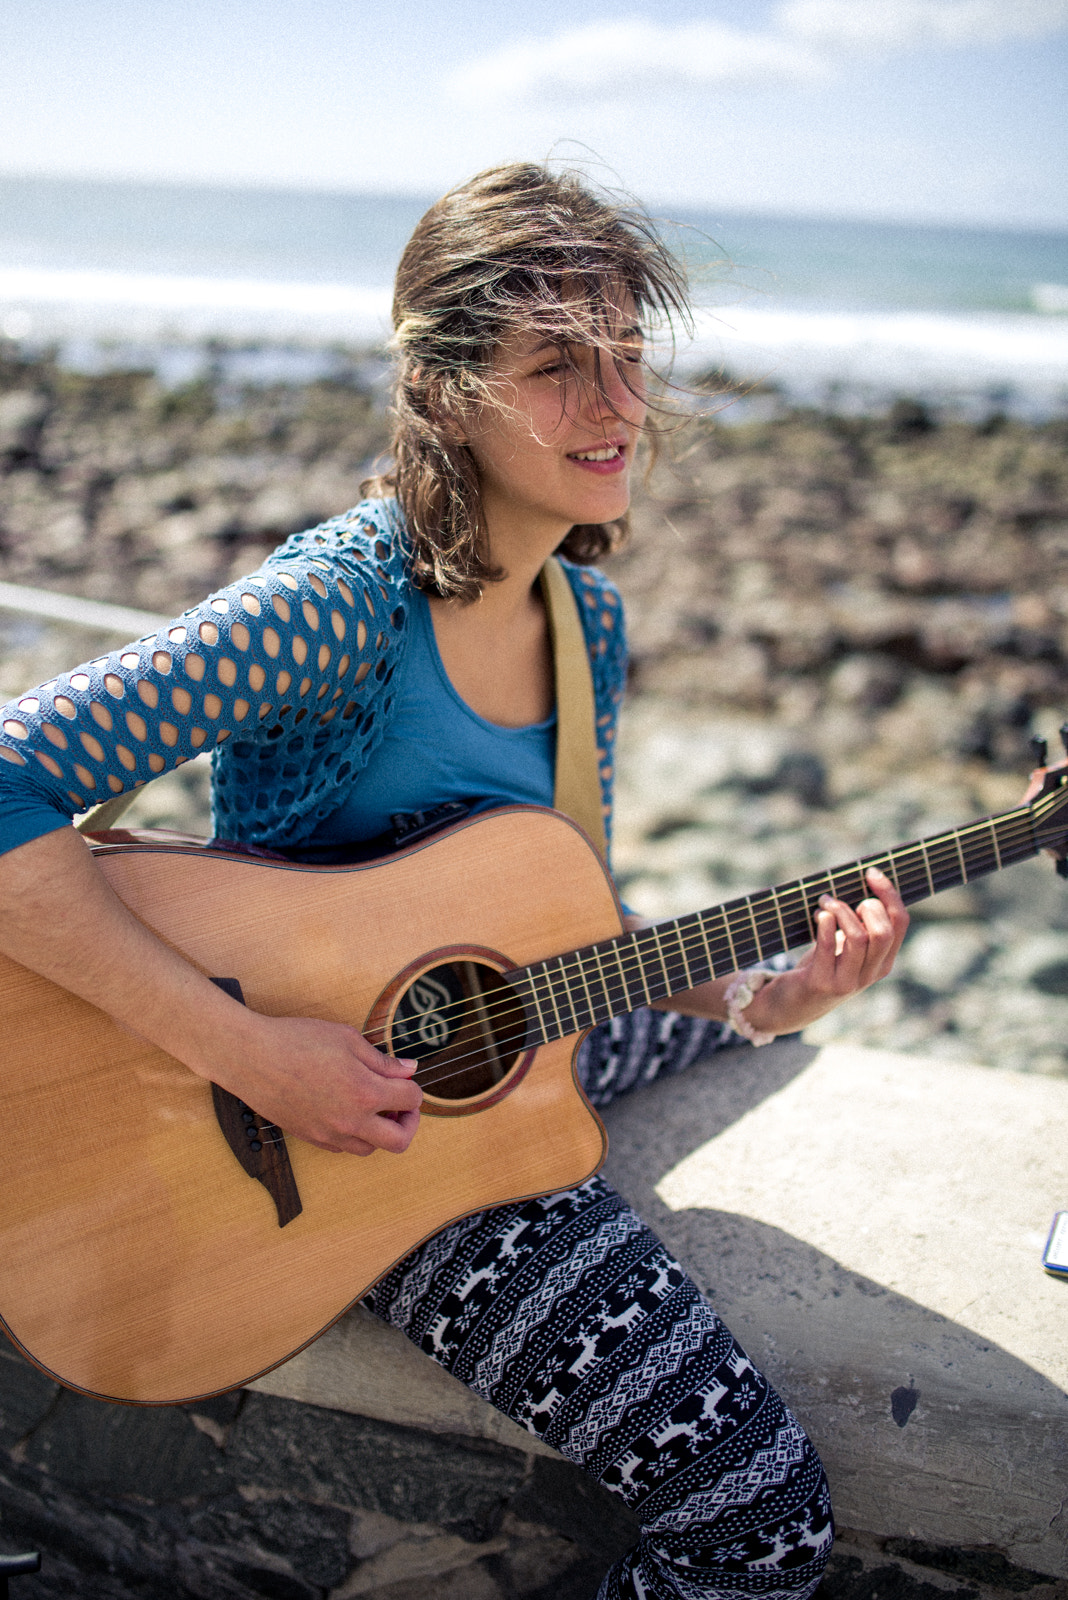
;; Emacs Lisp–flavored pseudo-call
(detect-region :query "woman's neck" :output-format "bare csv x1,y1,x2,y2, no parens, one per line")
425,512,562,727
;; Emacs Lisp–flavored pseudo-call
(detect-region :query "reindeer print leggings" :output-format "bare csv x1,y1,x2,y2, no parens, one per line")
364,1010,833,1600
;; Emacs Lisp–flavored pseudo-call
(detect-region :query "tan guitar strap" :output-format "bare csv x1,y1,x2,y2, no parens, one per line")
80,558,608,859
76,780,140,835
540,556,609,862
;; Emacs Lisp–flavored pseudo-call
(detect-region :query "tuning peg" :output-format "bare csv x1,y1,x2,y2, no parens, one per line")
1030,735,1048,767
1057,857,1068,880
1060,722,1068,756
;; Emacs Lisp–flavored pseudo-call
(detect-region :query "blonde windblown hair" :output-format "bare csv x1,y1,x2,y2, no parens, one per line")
362,162,692,600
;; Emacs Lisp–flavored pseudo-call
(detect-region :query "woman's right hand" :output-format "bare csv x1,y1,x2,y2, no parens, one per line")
208,1011,422,1157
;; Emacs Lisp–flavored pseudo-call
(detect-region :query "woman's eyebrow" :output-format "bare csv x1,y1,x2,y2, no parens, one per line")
526,336,564,356
526,324,643,357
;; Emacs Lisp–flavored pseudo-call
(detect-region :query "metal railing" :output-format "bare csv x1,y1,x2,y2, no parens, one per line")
0,579,168,637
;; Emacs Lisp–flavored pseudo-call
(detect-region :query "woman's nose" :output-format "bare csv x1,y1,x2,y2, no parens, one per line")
581,355,641,421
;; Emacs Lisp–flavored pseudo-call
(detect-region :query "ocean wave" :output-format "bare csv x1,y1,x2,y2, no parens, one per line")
1,265,1066,412
684,304,1068,392
0,266,393,343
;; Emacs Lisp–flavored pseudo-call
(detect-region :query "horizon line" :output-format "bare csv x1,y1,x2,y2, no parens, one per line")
0,167,1065,241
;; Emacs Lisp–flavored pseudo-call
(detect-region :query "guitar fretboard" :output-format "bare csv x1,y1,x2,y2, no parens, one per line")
508,802,1044,1046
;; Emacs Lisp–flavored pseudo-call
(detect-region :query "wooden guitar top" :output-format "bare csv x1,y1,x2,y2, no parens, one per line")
0,808,616,1403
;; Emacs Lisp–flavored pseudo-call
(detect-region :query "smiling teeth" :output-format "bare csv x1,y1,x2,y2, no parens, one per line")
572,447,620,461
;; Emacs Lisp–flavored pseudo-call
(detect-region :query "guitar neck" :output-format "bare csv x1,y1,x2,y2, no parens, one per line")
511,802,1040,1046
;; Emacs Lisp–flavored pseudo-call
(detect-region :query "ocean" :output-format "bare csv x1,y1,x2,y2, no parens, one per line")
1,175,1066,415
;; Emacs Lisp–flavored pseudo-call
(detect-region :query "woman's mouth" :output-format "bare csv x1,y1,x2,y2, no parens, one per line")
567,443,627,474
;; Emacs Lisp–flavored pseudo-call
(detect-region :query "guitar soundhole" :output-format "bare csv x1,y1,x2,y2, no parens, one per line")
390,961,528,1103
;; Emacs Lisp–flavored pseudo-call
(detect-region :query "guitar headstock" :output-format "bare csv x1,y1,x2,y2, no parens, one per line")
1027,726,1068,875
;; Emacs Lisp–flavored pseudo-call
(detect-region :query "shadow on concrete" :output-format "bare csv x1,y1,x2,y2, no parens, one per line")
599,1036,1068,1575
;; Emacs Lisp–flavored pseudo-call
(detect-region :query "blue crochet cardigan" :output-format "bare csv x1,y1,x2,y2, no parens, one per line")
0,499,628,857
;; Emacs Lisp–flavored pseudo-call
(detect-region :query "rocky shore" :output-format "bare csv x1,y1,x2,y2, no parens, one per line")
2,346,1068,1076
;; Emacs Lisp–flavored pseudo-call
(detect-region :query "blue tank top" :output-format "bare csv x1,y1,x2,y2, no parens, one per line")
302,586,555,849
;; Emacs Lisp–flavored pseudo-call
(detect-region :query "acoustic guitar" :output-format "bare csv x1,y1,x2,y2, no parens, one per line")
1,778,1067,1406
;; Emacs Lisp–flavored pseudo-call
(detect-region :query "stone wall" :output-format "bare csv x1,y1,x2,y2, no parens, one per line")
1,1335,1064,1600
0,1341,641,1599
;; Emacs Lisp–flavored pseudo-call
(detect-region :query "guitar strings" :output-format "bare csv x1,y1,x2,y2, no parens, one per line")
240,798,1062,1121
272,810,1021,1111
399,819,1042,1094
384,809,1041,1061
394,809,1049,1095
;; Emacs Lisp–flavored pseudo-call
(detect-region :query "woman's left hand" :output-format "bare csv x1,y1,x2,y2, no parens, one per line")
629,865,909,1037
744,866,909,1036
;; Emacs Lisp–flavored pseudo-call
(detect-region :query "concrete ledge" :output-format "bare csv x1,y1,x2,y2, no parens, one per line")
601,1036,1068,1578
249,1300,558,1460
248,1035,1067,1578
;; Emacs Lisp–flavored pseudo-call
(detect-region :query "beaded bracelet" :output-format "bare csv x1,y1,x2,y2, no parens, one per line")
724,967,777,1047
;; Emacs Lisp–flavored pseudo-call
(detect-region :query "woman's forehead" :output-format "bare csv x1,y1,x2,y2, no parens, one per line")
496,288,642,365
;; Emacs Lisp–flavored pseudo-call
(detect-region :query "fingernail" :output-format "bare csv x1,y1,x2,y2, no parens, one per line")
867,866,887,882
819,894,833,908
400,1058,419,1072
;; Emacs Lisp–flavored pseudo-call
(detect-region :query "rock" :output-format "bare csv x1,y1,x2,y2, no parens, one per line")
829,654,905,711
228,1392,526,1535
988,931,1068,987
0,390,50,459
897,922,993,994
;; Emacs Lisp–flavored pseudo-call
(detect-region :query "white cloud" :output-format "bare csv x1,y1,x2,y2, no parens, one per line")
451,2,1068,108
777,0,1068,50
447,19,828,105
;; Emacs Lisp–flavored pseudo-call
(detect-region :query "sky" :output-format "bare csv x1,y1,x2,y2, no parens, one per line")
1,0,1066,228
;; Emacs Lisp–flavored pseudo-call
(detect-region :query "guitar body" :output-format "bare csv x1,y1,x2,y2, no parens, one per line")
0,807,617,1405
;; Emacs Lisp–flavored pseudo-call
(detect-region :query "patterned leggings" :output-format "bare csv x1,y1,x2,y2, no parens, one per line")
364,1012,833,1600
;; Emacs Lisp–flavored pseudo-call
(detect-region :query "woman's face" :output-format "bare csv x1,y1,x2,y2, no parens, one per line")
462,293,648,549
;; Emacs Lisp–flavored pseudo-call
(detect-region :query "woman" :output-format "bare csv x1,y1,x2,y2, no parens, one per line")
0,164,907,1598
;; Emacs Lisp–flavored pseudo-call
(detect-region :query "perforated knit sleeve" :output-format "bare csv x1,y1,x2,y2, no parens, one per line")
0,503,411,855
562,558,628,850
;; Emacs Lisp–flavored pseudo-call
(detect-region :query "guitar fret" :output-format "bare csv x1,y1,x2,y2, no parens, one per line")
724,906,757,970
549,960,575,1036
776,884,811,947
612,938,646,1011
966,820,998,877
695,911,719,981
591,942,623,1019
684,912,714,985
560,967,590,1032
953,831,969,884
801,873,830,934
745,897,765,961
572,947,604,1024
672,920,696,989
630,936,654,1005
780,880,814,943
917,841,936,898
522,968,551,1045
769,889,789,954
996,808,1036,865
574,947,598,1030
720,905,741,971
551,955,579,1035
884,851,902,896
648,926,673,998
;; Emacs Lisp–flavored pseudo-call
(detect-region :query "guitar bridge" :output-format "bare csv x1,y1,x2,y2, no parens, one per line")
209,978,303,1228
